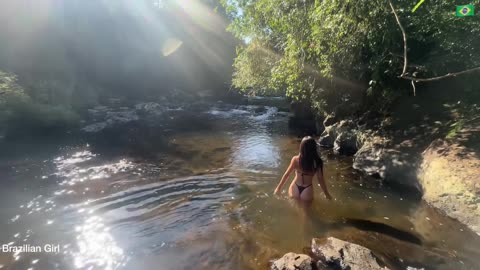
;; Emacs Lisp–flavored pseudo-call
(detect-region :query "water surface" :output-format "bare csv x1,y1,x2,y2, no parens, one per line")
0,103,479,270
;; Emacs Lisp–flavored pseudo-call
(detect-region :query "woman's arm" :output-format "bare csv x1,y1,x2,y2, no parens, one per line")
274,157,296,195
317,167,332,200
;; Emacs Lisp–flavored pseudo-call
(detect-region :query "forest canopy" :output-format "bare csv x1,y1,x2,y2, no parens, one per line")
221,0,480,115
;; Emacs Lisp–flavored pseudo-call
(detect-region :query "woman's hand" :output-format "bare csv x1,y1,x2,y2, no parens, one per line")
273,187,281,195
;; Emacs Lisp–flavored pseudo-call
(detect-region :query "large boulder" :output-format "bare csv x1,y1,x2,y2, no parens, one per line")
335,120,356,134
334,131,358,155
418,139,480,235
323,113,338,127
353,139,421,193
271,253,313,270
319,125,337,147
320,120,359,154
311,237,389,270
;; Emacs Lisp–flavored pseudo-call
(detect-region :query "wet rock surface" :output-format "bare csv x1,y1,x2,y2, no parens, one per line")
311,237,389,270
319,125,336,147
352,136,422,193
271,253,313,270
319,119,359,155
323,114,338,127
333,131,358,155
82,103,154,133
81,101,285,134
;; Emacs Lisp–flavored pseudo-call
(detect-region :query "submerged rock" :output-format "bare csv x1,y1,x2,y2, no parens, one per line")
134,102,166,115
312,237,389,270
82,103,166,133
271,253,313,270
82,109,140,133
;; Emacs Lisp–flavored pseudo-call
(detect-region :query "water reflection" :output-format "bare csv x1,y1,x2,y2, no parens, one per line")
54,150,133,187
0,104,479,270
72,216,125,269
231,132,280,171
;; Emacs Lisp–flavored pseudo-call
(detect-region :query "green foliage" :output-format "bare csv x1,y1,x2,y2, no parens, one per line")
232,43,284,95
0,71,28,105
0,71,79,136
5,102,80,134
0,72,29,126
446,119,465,139
223,0,480,115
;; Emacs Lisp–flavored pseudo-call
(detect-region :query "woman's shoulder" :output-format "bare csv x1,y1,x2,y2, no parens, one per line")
291,155,299,164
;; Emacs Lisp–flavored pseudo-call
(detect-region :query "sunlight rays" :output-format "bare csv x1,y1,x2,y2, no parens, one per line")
251,43,363,91
162,38,184,56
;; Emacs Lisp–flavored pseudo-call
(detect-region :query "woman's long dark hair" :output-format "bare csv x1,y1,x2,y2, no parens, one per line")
299,136,323,173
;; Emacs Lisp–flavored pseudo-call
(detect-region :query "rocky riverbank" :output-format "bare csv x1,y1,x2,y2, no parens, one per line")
418,138,480,234
317,110,480,235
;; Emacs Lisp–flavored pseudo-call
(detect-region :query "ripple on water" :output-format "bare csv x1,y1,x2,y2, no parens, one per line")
3,103,480,270
81,173,238,240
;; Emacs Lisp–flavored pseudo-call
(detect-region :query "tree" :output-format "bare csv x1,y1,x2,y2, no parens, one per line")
222,0,480,115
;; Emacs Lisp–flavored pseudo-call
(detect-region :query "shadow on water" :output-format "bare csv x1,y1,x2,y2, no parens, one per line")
340,218,422,245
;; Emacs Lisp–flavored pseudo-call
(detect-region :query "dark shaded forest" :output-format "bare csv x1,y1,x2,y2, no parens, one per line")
0,0,237,136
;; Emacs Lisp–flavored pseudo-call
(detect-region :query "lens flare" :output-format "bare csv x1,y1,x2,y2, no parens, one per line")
162,38,183,56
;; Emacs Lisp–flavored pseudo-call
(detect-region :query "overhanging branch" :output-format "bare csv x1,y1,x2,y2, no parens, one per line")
388,0,407,76
388,0,480,94
400,66,480,82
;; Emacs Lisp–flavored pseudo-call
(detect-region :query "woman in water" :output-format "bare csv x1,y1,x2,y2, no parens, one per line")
274,136,332,201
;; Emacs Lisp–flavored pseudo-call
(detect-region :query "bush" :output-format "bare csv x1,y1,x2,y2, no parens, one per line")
0,71,80,138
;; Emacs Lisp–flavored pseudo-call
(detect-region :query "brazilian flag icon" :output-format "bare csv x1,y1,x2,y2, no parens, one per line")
456,4,474,16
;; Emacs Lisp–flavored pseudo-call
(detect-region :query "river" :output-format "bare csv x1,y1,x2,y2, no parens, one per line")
0,101,479,270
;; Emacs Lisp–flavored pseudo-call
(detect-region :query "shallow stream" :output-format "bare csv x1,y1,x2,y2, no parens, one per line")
0,103,479,270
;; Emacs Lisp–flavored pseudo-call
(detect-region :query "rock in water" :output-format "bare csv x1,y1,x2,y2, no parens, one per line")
311,237,390,270
334,131,358,155
319,125,336,147
321,227,458,269
271,253,313,270
319,120,359,154
353,140,421,193
134,102,165,115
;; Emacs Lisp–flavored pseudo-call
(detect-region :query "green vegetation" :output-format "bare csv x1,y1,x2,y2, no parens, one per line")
0,0,236,137
446,120,465,139
0,72,80,137
222,0,480,116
